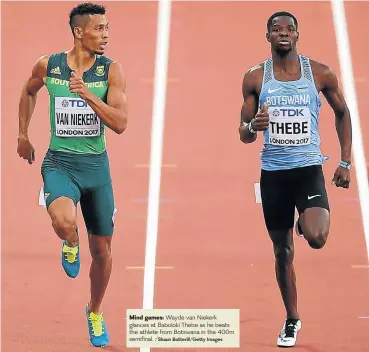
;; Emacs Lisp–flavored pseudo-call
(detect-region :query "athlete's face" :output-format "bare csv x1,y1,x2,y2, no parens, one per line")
266,16,299,54
79,14,109,54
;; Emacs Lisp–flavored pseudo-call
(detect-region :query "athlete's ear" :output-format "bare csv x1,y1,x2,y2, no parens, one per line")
74,26,83,40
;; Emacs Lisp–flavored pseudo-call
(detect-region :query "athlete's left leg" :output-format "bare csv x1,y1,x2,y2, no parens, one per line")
295,165,330,249
298,208,330,249
87,234,113,314
80,181,115,347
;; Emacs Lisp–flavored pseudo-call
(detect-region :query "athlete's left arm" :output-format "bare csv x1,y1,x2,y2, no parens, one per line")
71,62,128,134
321,66,352,188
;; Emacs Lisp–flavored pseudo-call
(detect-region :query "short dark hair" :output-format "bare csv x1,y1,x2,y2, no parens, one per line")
267,11,298,32
69,3,106,35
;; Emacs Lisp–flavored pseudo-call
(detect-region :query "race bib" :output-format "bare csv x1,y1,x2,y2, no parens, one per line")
268,106,311,146
54,97,101,137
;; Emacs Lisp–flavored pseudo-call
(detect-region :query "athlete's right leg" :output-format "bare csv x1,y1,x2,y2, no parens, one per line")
260,169,301,347
260,169,298,319
42,161,81,278
48,197,78,246
268,229,298,319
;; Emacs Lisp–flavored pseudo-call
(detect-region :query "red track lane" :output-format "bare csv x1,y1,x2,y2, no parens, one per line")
345,2,369,168
1,2,157,351
154,2,369,352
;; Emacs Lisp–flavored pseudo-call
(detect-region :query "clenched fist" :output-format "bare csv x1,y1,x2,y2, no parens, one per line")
69,71,91,100
250,103,269,132
332,166,350,189
17,136,35,165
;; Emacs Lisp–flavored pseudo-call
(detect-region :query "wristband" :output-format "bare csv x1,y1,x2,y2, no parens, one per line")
248,119,256,134
339,160,351,169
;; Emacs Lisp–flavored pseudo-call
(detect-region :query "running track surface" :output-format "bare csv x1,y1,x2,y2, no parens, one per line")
2,2,369,352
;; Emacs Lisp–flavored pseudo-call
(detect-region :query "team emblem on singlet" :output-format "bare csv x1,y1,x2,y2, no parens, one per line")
54,97,101,137
268,106,311,146
95,65,105,77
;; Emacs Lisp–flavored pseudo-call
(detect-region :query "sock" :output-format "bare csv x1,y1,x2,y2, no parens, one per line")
287,318,300,323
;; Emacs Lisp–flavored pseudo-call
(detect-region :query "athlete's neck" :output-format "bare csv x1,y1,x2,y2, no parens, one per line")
66,46,96,76
271,50,299,72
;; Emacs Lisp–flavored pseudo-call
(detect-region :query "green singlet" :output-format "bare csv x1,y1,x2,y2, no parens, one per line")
41,52,116,236
45,52,112,154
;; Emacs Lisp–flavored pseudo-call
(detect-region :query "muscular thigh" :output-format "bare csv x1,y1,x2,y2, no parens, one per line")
41,171,80,230
42,170,81,209
260,169,296,231
41,150,81,209
295,165,330,215
80,182,115,236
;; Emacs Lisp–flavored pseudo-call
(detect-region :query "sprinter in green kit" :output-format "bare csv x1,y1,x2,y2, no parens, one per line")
16,3,127,347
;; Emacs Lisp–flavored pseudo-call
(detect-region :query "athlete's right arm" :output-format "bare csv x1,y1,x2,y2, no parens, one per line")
239,68,269,144
17,55,48,164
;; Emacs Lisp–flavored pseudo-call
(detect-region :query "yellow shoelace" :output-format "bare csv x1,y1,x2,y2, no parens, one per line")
88,312,104,337
62,244,78,264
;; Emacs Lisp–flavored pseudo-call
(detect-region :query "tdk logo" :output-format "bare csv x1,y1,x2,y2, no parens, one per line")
276,108,305,117
63,99,88,108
